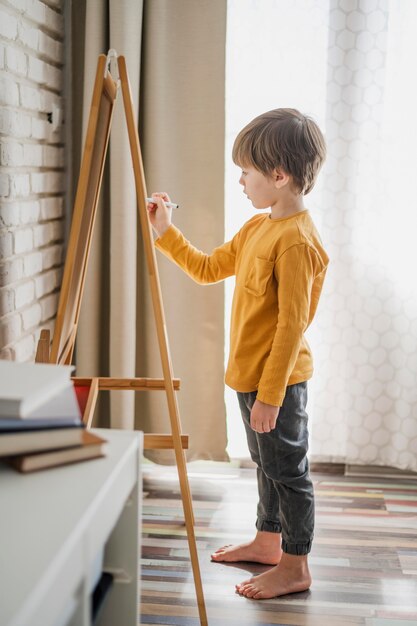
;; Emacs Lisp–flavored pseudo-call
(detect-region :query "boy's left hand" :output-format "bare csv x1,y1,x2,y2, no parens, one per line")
250,399,280,433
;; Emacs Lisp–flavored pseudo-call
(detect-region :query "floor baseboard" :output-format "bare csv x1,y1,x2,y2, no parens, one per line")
237,458,417,478
345,463,417,479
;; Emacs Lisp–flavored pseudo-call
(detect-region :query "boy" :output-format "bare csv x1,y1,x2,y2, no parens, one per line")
147,108,329,600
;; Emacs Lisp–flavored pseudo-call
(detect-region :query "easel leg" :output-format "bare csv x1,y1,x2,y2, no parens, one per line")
83,377,99,428
175,450,207,624
166,393,207,625
119,55,208,625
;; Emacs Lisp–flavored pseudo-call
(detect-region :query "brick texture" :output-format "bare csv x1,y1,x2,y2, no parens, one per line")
0,0,65,361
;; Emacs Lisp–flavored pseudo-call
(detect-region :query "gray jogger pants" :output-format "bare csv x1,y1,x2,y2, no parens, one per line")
237,382,314,555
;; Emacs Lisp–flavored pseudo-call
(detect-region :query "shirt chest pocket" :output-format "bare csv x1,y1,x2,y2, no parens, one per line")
244,257,275,296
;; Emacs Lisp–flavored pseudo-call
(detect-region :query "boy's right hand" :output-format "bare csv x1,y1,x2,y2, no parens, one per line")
146,192,172,238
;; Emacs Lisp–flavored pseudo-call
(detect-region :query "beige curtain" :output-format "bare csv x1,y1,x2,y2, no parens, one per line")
74,0,227,461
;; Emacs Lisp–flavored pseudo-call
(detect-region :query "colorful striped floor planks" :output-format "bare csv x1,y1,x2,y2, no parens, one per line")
140,463,417,625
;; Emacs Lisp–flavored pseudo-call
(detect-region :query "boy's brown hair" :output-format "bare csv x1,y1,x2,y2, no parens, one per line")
232,108,326,195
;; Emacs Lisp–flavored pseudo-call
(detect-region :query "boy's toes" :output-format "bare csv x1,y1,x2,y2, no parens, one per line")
236,580,253,595
242,584,258,598
214,544,232,553
211,544,234,560
211,544,231,558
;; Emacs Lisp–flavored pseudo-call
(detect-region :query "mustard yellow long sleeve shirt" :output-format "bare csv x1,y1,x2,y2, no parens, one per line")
155,210,329,406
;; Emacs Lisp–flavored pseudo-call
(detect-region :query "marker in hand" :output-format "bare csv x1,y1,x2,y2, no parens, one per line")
146,197,179,209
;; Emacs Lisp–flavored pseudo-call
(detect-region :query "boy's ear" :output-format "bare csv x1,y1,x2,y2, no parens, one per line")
273,167,290,189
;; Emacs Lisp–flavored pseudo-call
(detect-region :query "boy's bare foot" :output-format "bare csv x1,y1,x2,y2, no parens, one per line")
235,553,312,599
211,531,282,565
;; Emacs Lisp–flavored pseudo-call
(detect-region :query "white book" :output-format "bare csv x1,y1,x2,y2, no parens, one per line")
0,384,82,427
0,361,75,418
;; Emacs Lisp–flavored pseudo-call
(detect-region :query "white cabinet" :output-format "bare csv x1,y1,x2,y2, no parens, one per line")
0,429,142,626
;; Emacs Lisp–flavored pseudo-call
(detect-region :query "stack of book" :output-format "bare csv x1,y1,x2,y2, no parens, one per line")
0,361,107,473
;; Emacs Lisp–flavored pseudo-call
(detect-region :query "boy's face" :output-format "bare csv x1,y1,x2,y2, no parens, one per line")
239,165,286,209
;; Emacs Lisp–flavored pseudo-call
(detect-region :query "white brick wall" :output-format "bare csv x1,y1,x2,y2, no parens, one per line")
0,0,66,362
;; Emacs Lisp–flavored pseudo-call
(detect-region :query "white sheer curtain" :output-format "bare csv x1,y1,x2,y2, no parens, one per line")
225,0,417,471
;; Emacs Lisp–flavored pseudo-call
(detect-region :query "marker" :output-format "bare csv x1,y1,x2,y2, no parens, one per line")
146,197,179,209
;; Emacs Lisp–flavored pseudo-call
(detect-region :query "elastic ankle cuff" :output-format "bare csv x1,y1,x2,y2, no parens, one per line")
281,540,312,555
256,519,282,533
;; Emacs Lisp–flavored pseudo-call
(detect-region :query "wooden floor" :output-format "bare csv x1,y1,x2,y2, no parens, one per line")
140,462,417,625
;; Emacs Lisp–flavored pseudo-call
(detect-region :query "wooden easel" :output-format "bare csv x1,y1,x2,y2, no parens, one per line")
35,51,208,626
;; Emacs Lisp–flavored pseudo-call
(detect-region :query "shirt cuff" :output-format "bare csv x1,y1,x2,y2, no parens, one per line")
256,388,284,407
154,224,177,249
